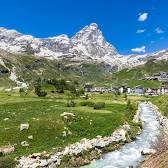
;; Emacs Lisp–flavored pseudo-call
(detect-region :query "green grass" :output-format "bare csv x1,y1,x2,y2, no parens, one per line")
0,93,138,159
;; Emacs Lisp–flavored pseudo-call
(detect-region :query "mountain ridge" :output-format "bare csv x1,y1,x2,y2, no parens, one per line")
0,23,136,71
0,23,168,73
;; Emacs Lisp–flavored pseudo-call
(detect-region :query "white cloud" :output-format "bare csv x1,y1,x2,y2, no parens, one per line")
155,27,164,34
136,29,146,33
138,13,148,22
131,46,146,53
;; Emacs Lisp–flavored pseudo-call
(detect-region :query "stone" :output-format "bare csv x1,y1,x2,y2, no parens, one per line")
3,118,9,121
28,135,33,139
40,159,48,167
62,131,67,137
112,129,126,141
21,141,29,147
0,146,15,155
92,139,106,149
60,112,75,117
30,153,41,158
141,148,156,155
67,130,72,135
20,123,29,131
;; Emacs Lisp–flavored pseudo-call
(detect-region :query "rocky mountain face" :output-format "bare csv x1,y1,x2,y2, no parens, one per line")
0,23,128,71
0,23,168,72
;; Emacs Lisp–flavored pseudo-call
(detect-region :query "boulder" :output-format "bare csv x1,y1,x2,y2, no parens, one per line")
112,129,126,141
62,131,67,137
31,153,41,158
40,160,48,167
141,148,156,155
20,123,29,131
60,112,75,117
28,135,33,139
0,146,15,155
3,118,9,121
21,141,29,147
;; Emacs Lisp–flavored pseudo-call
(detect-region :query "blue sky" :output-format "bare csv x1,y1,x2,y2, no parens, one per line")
0,0,168,55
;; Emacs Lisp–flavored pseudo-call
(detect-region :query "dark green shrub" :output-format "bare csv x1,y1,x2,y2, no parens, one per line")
67,100,76,107
93,102,105,109
80,101,94,107
34,85,47,97
39,91,47,97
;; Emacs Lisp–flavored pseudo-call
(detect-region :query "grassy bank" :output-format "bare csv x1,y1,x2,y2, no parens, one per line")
150,95,168,116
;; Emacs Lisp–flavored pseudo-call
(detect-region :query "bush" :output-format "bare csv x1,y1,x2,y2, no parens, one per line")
34,85,47,97
93,102,105,109
67,100,76,107
79,101,94,107
38,91,47,97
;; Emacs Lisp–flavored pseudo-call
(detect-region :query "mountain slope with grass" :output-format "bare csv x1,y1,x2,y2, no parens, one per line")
0,49,168,89
0,49,116,90
111,59,168,88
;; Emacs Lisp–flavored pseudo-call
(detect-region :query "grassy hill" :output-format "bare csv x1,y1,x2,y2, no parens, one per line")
111,59,168,88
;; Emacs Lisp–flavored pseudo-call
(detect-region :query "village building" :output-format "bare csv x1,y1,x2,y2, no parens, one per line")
84,83,93,92
134,86,145,95
143,72,168,81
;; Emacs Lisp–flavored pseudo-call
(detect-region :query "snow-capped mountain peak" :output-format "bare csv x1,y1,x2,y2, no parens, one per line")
0,23,118,61
0,24,167,71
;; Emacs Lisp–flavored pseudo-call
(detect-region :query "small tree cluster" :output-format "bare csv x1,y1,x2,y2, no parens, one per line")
47,78,84,96
93,102,105,109
34,85,47,97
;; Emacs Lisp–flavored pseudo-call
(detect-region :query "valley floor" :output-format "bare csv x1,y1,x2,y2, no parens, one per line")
0,92,143,167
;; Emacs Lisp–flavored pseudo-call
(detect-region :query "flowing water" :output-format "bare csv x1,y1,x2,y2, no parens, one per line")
84,103,160,168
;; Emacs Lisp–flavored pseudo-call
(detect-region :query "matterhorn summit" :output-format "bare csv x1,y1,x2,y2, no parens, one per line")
0,23,167,70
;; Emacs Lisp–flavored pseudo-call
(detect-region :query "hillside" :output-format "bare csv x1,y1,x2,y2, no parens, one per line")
0,50,115,90
1,24,168,74
1,49,168,90
111,59,168,88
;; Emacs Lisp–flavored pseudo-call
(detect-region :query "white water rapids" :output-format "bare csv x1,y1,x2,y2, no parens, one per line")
84,103,160,168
